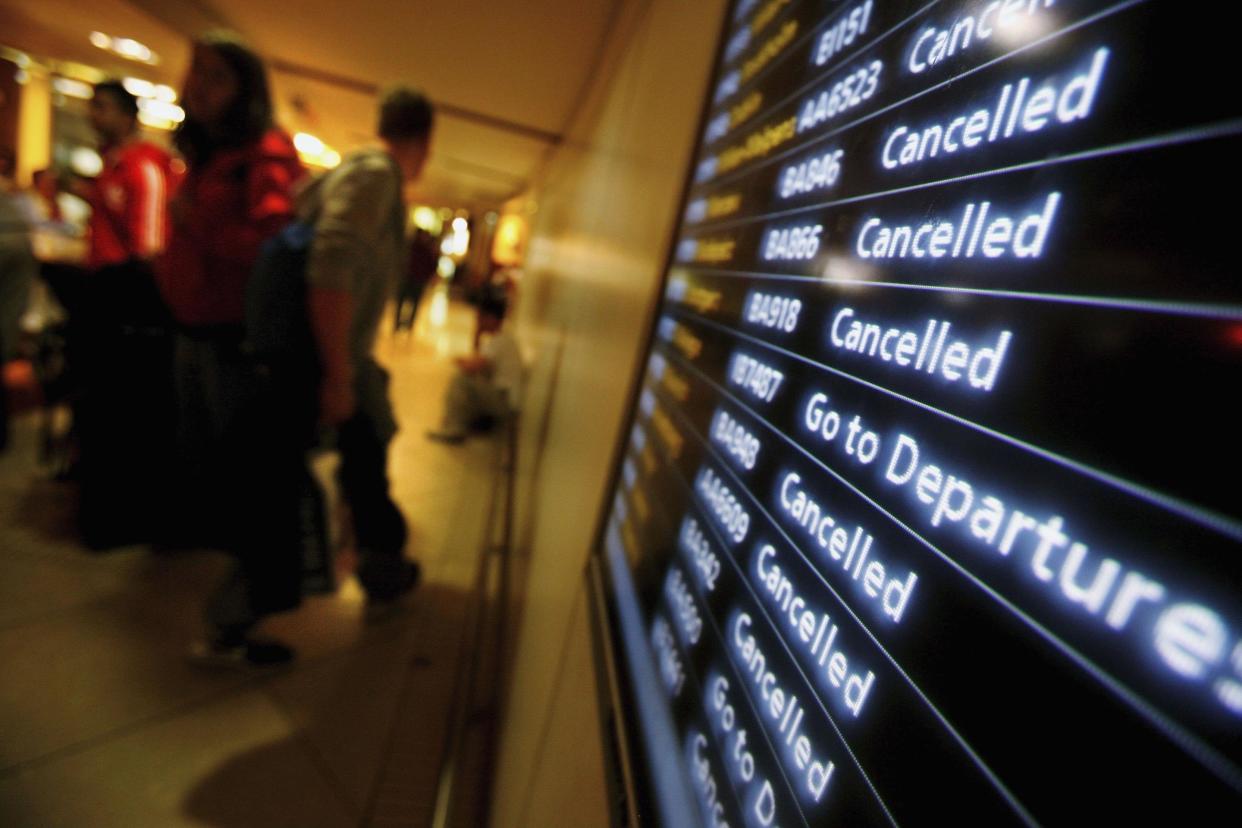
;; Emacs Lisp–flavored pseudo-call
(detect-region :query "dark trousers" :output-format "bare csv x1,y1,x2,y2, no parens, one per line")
393,278,425,332
205,385,409,636
338,410,409,600
41,261,178,547
206,362,315,635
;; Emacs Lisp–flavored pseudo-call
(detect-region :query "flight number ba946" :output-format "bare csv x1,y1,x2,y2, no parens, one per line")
779,148,844,200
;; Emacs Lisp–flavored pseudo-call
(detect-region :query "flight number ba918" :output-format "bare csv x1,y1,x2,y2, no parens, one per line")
746,291,802,332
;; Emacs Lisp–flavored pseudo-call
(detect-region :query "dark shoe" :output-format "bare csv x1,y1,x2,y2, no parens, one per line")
364,559,422,624
189,635,296,670
469,414,497,433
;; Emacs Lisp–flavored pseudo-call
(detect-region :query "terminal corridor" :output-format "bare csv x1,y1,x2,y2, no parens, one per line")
0,294,498,827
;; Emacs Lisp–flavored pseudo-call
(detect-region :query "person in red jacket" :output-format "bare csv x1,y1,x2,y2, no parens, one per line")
159,36,303,330
158,32,306,666
54,80,179,547
88,80,175,270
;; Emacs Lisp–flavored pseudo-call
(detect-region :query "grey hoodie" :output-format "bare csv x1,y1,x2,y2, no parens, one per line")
296,148,405,439
297,148,405,367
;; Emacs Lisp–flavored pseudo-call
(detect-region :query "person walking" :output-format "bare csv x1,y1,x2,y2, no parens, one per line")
299,86,434,616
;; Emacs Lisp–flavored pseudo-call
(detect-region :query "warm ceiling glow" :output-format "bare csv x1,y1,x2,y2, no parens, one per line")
138,99,184,123
411,205,442,234
492,213,528,266
293,132,324,155
70,147,104,177
90,31,159,65
52,77,94,100
122,77,155,98
293,132,341,169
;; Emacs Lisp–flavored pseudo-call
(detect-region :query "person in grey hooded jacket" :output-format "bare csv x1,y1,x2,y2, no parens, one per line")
302,86,433,612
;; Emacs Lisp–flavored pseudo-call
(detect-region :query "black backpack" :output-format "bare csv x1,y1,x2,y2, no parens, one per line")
244,218,319,369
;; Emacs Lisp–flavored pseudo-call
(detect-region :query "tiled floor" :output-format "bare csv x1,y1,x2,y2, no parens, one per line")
0,289,499,827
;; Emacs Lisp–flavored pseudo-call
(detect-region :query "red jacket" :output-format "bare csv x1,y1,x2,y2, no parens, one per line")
89,139,177,268
157,128,305,328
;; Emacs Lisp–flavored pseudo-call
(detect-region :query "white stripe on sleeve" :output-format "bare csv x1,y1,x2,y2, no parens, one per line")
135,158,165,256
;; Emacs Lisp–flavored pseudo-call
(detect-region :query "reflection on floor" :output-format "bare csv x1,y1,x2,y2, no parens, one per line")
0,287,496,827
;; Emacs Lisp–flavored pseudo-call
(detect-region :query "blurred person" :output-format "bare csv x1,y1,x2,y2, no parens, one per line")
0,147,15,192
157,31,305,665
469,263,515,353
19,170,89,264
30,170,62,223
0,180,36,451
393,227,436,332
298,85,434,617
86,81,175,275
426,292,522,445
61,80,181,546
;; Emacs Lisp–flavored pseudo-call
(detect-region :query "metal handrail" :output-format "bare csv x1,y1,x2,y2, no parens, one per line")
430,412,518,828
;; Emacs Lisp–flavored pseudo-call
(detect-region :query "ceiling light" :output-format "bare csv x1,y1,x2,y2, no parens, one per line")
113,38,149,61
90,31,159,65
293,132,324,155
293,132,341,169
123,77,155,98
137,112,175,130
138,99,184,123
412,206,440,233
53,77,94,99
70,147,104,177
153,84,176,103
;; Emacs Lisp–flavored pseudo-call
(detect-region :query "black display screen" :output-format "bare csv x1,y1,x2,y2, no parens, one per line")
595,1,1242,824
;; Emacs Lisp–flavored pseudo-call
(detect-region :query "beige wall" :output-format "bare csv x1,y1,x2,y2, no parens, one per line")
489,0,726,824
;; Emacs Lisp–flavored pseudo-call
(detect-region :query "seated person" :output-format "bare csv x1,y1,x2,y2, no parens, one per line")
427,295,522,443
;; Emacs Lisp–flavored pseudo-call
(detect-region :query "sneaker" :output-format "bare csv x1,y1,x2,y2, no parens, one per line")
425,428,467,445
364,560,422,624
189,636,296,670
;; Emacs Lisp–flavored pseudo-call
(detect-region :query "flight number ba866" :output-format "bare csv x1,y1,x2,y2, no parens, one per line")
763,224,823,261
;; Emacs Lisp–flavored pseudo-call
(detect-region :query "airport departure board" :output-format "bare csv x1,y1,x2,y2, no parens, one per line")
595,0,1242,824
